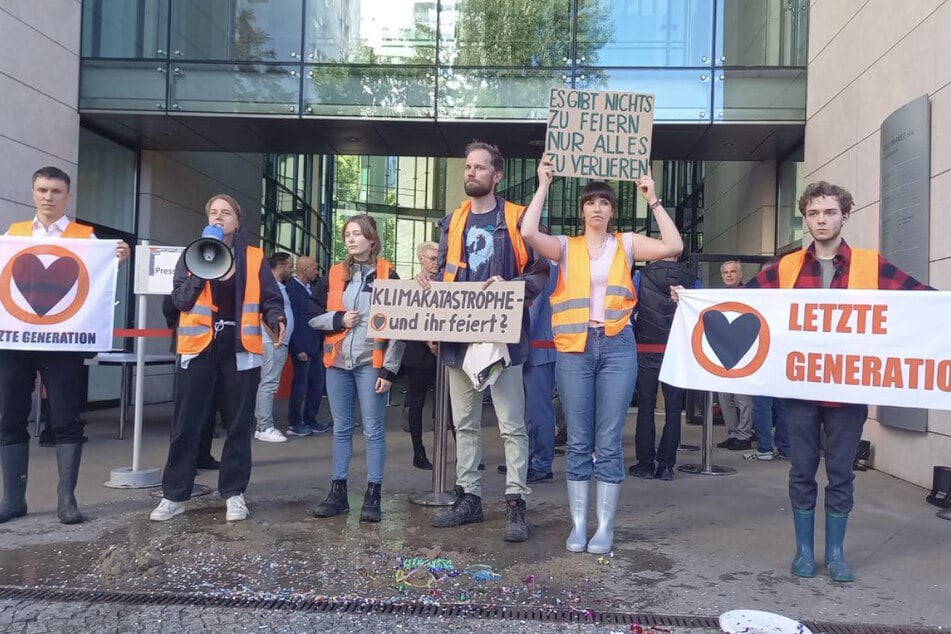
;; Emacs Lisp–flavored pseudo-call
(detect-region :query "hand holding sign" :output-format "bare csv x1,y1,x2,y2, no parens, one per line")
545,88,655,181
636,169,658,204
536,158,554,186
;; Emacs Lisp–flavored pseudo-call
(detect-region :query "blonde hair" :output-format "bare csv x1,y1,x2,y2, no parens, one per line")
205,194,242,221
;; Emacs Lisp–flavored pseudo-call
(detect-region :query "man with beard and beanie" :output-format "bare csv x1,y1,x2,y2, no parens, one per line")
629,256,699,481
416,141,550,542
746,181,931,582
150,193,285,523
0,166,130,526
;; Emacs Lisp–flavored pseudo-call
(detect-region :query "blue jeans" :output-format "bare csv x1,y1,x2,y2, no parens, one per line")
326,365,387,483
555,326,637,484
524,361,556,474
783,399,867,513
752,395,791,455
288,353,326,427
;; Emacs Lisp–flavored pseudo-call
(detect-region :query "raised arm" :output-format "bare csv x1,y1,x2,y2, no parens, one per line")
520,158,564,263
628,170,684,262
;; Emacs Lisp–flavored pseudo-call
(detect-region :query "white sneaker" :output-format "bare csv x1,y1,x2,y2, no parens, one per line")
150,498,184,521
254,427,287,443
226,494,249,521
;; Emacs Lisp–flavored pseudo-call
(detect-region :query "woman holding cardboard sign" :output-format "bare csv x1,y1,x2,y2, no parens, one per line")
308,214,404,522
520,160,682,554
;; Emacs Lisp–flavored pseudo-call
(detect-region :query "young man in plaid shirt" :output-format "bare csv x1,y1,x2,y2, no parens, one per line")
746,181,930,583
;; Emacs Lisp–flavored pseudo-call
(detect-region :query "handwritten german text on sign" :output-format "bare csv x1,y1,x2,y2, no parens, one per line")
545,88,655,181
368,280,524,344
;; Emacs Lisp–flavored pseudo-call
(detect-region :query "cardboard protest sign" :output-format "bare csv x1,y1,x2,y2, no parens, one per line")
545,88,655,181
368,279,524,344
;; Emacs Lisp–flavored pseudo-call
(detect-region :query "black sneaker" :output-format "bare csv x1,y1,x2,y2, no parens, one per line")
554,428,568,447
503,496,529,542
496,465,507,474
431,486,483,527
526,470,553,483
716,438,734,449
628,462,656,479
728,439,752,451
655,465,675,481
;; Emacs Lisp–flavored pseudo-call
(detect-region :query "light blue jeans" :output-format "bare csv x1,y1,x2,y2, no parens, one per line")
555,326,637,484
254,337,288,432
326,365,387,483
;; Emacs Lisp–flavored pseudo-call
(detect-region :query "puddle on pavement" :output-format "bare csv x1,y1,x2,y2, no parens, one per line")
0,495,664,613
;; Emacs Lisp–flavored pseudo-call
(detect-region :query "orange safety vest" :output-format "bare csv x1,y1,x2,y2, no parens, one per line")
8,220,94,238
177,246,265,355
322,258,393,369
777,248,879,289
550,234,637,353
443,199,529,281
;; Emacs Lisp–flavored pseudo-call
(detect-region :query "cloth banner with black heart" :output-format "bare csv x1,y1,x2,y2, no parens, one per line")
660,288,951,410
0,236,118,352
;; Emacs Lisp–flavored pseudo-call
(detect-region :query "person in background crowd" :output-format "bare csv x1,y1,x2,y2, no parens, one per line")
401,242,440,470
716,260,753,451
253,252,294,443
629,256,699,481
286,255,329,437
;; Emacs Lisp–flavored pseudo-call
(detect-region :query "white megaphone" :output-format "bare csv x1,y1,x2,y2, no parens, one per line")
183,225,234,280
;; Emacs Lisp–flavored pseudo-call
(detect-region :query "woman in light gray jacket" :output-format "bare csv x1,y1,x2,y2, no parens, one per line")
308,214,404,522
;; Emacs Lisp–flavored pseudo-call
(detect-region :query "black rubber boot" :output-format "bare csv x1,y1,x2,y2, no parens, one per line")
0,443,29,523
56,443,84,524
360,482,382,522
312,479,349,518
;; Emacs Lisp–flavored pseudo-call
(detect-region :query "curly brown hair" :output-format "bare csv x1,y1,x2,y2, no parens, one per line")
798,181,854,216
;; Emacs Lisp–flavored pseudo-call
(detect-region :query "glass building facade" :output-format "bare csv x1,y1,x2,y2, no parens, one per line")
80,0,807,121
79,0,807,276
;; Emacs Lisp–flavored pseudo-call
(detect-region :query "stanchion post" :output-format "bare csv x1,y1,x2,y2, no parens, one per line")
105,240,161,489
677,391,736,476
410,343,455,506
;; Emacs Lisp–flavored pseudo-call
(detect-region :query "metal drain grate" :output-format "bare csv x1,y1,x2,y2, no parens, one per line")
0,585,943,633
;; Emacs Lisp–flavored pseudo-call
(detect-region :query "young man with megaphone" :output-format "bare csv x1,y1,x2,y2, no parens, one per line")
150,194,285,523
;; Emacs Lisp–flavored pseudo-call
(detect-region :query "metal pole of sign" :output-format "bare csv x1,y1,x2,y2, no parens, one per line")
677,391,736,476
410,343,455,506
105,240,161,489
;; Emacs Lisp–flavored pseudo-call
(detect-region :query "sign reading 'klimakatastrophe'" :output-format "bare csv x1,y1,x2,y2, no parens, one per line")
544,88,655,181
368,280,524,344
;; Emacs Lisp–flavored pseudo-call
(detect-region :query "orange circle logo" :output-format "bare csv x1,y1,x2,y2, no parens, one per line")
0,245,90,325
369,312,388,332
690,301,770,378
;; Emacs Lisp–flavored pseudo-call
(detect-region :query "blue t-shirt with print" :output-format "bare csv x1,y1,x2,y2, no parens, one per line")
463,201,499,282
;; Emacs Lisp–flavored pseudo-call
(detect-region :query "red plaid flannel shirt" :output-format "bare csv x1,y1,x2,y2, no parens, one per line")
746,240,931,406
746,240,931,290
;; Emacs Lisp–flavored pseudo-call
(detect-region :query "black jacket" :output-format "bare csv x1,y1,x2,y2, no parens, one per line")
170,231,285,353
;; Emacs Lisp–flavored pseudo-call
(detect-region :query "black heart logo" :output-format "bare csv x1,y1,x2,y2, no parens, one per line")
370,313,387,331
702,311,761,370
11,254,79,317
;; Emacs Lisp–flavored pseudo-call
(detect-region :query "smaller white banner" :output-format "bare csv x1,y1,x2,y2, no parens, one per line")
0,236,118,352
659,288,951,410
134,244,184,295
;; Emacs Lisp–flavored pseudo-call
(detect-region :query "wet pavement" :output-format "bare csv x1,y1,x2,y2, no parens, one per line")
0,387,948,632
